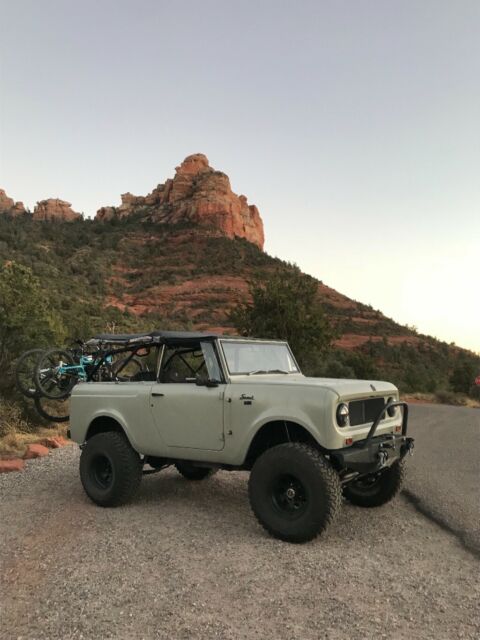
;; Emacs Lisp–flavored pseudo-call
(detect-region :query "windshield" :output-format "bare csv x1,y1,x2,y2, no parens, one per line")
221,340,300,375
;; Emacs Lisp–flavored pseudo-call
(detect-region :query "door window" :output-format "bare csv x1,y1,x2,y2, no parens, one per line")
159,341,224,384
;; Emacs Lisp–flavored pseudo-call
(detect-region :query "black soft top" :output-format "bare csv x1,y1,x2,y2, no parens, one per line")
88,330,219,347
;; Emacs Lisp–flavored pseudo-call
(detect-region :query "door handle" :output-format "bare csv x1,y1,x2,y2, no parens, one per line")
151,392,164,397
240,394,254,400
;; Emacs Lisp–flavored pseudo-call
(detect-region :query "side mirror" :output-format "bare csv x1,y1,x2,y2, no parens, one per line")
196,376,219,388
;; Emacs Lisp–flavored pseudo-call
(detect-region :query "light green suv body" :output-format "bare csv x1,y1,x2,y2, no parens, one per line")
70,331,414,543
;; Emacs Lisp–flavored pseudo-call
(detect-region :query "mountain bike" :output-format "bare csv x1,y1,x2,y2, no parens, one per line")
34,346,145,400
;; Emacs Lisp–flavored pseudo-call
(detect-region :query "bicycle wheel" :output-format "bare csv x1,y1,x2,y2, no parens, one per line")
15,349,46,398
35,349,77,399
34,396,69,423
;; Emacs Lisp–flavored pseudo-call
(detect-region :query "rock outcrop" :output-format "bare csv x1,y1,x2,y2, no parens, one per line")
0,189,26,216
96,154,264,249
33,199,81,222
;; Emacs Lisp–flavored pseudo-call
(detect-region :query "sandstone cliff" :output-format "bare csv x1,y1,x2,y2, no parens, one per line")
96,154,264,249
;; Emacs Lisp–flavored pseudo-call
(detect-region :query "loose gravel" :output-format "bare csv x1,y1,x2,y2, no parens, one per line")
1,442,479,640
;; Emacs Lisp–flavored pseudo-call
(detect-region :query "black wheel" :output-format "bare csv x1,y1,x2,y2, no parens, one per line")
15,349,46,398
175,461,217,481
35,348,77,399
343,461,405,508
34,396,70,423
80,432,142,507
248,443,341,543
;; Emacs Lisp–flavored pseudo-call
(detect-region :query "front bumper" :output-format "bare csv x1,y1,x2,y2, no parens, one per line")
330,400,414,474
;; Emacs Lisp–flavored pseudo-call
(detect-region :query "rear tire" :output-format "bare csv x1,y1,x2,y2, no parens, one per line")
175,461,217,481
80,432,142,507
248,443,341,543
343,460,405,508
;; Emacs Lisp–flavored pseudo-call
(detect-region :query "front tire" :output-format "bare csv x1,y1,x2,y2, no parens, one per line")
175,461,217,481
343,460,405,508
248,443,341,543
80,432,142,507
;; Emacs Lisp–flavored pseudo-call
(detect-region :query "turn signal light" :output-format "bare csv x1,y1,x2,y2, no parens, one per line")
394,425,402,433
345,438,353,446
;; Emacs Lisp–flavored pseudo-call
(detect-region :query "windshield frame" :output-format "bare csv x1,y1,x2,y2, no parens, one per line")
218,339,301,377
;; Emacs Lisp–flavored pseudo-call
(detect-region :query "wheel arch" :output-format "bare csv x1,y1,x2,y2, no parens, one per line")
243,420,321,469
85,414,132,444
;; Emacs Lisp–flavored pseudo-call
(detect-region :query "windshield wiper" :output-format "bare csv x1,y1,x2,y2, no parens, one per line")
247,369,289,375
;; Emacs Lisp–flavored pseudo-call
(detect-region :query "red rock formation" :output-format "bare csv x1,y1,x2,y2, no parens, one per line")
0,188,26,216
0,459,25,473
96,154,264,249
39,436,71,449
23,443,50,459
33,199,81,222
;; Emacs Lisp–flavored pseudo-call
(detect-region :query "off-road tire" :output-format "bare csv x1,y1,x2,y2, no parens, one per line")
248,443,342,543
343,460,405,508
175,461,217,481
80,432,142,507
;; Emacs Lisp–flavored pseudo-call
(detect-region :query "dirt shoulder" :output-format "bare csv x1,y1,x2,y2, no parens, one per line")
402,392,480,408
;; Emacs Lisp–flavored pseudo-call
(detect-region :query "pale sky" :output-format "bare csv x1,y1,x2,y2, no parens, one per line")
1,0,479,353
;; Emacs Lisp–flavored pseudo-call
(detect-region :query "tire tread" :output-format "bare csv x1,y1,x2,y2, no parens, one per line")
249,442,342,543
80,432,142,507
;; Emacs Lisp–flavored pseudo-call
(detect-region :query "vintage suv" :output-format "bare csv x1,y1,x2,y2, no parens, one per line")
70,331,414,543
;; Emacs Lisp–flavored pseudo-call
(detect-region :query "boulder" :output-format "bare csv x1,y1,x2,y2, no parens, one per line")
0,458,25,473
40,436,71,449
23,443,50,459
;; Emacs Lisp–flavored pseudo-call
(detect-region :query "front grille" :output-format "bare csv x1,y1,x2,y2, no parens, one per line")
349,397,385,426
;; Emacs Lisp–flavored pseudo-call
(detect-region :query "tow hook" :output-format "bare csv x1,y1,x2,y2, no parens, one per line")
401,438,415,457
377,450,389,467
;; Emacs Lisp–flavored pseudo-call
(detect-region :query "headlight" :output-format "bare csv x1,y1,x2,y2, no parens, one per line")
336,403,349,427
387,397,396,417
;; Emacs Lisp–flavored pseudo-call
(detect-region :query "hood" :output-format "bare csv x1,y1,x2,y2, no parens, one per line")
232,374,397,398
302,377,397,398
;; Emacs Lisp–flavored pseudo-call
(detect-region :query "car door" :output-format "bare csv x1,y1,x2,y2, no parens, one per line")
149,341,226,451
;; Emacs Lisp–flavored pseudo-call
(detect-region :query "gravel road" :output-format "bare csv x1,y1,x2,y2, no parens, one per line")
403,404,480,556
1,405,479,640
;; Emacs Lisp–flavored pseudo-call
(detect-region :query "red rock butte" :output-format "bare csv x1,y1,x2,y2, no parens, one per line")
33,199,82,222
96,154,265,249
0,188,26,216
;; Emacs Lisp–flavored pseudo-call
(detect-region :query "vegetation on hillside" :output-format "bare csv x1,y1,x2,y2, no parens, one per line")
0,213,479,413
229,266,334,370
0,262,65,391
